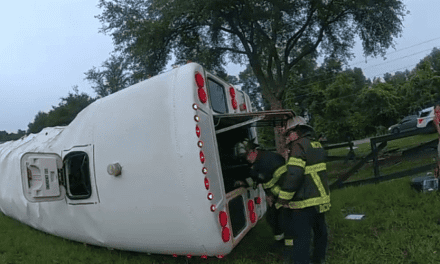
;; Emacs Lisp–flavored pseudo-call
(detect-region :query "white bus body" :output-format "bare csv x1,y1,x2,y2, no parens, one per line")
0,63,297,258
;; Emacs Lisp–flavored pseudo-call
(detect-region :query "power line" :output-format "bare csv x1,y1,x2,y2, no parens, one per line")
294,37,440,85
284,61,424,104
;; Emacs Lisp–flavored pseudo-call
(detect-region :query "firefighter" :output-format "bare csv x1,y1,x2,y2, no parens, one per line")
234,139,286,251
273,116,330,264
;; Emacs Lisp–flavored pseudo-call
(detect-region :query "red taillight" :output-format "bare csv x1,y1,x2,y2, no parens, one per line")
219,211,228,227
207,192,213,200
196,125,201,138
200,151,205,163
204,177,210,190
240,103,247,111
248,199,257,223
255,197,261,204
229,87,236,98
250,211,257,223
201,255,208,259
198,88,207,104
231,99,238,109
248,200,255,211
221,227,230,242
172,254,178,258
211,204,216,212
195,73,205,88
418,118,423,124
202,167,208,174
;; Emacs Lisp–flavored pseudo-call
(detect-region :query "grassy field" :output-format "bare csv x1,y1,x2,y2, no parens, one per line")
2,175,440,264
1,134,440,264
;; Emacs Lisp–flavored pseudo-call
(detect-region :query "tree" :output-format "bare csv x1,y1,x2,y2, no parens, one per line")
96,0,407,151
85,54,131,97
238,64,266,111
356,82,401,134
27,87,95,134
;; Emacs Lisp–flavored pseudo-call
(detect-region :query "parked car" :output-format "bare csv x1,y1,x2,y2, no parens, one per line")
417,106,434,129
388,115,418,134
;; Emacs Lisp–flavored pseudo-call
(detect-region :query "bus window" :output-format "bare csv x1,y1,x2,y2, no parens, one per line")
63,152,92,200
207,78,228,114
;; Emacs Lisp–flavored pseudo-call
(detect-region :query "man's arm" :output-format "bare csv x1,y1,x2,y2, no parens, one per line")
275,144,306,209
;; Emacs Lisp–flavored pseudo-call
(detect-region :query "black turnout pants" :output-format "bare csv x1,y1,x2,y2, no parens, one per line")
282,206,328,264
266,203,284,237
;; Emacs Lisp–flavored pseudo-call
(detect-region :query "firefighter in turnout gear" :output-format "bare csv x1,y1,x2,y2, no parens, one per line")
272,116,330,264
234,139,286,251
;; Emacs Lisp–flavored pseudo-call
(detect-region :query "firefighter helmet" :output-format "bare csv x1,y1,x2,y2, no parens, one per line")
284,116,313,134
233,138,258,159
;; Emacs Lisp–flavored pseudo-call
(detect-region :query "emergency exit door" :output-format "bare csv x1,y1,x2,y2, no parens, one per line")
20,153,66,202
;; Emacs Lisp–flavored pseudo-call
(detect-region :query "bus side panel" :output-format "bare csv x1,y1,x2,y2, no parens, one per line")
170,64,232,256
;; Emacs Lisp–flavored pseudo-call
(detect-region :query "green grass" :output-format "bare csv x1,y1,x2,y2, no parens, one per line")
1,133,440,263
327,176,440,263
3,176,440,263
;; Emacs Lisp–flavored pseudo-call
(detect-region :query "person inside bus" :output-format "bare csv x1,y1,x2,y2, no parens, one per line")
233,139,286,251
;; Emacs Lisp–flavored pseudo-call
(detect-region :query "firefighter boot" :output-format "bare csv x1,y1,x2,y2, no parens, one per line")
269,233,284,252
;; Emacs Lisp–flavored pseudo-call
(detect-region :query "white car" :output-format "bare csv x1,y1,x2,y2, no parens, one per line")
417,106,435,132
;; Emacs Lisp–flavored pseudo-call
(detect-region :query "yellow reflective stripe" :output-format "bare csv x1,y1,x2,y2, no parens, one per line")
275,202,283,209
274,233,284,241
263,158,307,189
279,190,295,200
310,172,328,199
287,195,330,209
285,239,294,246
273,165,287,179
263,165,286,189
319,203,331,213
286,164,330,209
287,157,306,168
311,141,323,148
304,163,326,174
271,185,281,196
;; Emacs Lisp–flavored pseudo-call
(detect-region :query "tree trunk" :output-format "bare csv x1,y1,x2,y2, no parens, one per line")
269,99,289,160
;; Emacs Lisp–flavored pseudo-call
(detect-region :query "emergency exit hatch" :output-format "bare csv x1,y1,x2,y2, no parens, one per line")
20,153,65,202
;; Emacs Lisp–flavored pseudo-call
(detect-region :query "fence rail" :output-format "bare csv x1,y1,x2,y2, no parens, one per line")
329,128,438,190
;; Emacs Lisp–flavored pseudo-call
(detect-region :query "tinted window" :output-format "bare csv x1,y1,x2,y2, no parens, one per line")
420,111,431,118
63,152,92,200
207,79,228,113
228,195,246,237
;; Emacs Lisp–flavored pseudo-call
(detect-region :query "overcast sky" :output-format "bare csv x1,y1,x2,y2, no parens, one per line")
1,0,439,133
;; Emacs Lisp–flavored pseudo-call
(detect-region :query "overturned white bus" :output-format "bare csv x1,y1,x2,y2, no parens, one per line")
0,63,294,258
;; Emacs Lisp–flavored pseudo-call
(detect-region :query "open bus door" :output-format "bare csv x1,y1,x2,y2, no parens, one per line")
214,109,296,135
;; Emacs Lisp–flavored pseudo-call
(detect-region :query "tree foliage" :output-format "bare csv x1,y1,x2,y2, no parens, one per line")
0,130,26,143
27,87,95,134
95,0,406,150
84,54,131,97
96,0,406,108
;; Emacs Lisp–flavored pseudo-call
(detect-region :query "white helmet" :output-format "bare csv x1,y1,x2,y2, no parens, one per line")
285,116,313,134
233,138,258,159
